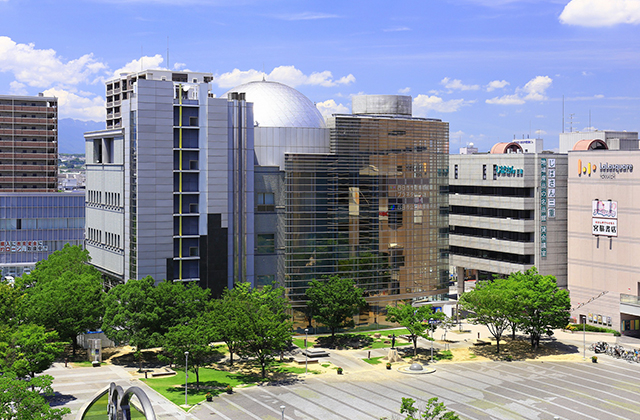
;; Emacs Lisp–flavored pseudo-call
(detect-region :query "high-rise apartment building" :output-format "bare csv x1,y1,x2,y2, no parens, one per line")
0,95,58,192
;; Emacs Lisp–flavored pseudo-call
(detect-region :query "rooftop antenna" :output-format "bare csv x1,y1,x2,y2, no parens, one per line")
167,36,169,70
141,46,143,71
262,62,266,81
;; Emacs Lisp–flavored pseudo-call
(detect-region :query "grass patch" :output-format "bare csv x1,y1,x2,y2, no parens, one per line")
272,362,321,375
321,363,330,368
141,367,263,409
363,356,384,365
71,361,96,368
433,350,453,361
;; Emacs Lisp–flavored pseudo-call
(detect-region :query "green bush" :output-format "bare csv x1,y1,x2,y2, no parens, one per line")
568,323,621,336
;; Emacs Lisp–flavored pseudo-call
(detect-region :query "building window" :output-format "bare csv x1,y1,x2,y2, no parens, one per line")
257,192,275,212
93,139,102,163
482,164,487,180
256,275,275,287
189,116,198,126
189,203,199,213
454,164,458,179
256,234,275,254
493,164,497,180
189,160,199,170
189,247,199,257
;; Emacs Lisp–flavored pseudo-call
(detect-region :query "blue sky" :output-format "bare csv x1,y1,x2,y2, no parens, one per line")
1,0,639,153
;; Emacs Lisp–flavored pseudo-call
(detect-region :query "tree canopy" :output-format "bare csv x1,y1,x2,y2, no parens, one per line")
0,374,70,420
460,268,570,350
305,275,367,337
19,245,104,354
233,282,293,378
0,324,64,381
385,303,444,356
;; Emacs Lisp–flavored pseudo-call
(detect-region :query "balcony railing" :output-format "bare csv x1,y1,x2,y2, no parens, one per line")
621,294,640,307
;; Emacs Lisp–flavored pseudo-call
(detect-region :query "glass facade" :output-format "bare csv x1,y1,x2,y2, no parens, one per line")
284,115,449,322
0,192,85,277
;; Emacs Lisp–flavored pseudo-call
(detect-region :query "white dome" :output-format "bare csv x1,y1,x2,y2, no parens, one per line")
223,81,326,129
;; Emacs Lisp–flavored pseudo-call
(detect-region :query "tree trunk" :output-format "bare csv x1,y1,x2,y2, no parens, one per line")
72,336,78,357
413,337,418,356
227,343,234,365
195,366,200,389
495,334,500,354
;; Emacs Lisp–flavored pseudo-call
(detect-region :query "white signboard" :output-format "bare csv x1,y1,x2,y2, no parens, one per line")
592,218,618,237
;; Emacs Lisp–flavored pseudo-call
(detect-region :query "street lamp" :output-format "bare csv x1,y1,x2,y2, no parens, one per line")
184,351,189,406
280,405,286,420
304,328,309,375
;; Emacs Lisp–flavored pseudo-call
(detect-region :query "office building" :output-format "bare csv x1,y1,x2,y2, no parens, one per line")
0,94,58,192
85,70,252,296
567,149,640,336
449,142,568,290
559,130,638,154
0,192,85,279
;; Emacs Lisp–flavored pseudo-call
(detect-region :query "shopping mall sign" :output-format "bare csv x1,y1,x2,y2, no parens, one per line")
578,159,634,179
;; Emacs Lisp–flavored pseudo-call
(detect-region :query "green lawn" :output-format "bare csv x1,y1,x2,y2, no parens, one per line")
362,356,384,365
141,363,319,410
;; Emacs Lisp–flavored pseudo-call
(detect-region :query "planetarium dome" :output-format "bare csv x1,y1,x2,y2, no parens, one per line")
223,80,326,129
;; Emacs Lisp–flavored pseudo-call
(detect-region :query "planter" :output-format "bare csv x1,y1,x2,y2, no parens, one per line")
386,363,392,370
337,368,343,375
206,395,213,402
592,356,598,363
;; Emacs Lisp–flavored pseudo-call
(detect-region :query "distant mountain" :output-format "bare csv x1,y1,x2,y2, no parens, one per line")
58,119,104,154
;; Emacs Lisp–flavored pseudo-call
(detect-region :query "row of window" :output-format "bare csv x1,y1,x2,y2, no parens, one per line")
0,217,84,230
450,205,534,220
449,245,534,265
449,225,534,242
87,227,122,250
449,185,534,198
87,190,122,208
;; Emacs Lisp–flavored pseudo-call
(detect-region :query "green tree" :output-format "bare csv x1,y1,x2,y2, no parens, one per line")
382,397,459,420
162,315,219,389
459,280,513,353
19,245,104,355
385,303,444,356
235,283,292,378
206,286,246,366
102,277,210,370
0,279,22,326
0,324,64,381
510,268,570,349
305,276,367,337
0,374,70,420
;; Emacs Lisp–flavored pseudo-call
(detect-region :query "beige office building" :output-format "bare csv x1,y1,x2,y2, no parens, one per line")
450,143,568,289
568,149,640,336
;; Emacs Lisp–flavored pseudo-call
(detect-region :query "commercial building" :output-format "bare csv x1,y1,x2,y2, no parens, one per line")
0,192,85,279
449,142,568,290
0,94,58,192
283,95,450,323
567,149,640,336
559,130,638,154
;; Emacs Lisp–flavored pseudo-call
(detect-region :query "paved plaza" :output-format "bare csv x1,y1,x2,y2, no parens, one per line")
48,327,640,420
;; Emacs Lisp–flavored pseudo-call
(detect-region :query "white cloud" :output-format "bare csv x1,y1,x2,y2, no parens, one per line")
383,26,410,32
486,80,509,92
560,0,640,27
316,99,350,120
521,75,552,101
112,55,165,77
0,36,106,89
486,94,525,105
486,75,552,105
42,87,105,121
398,87,411,94
274,12,340,21
413,95,474,114
9,81,27,95
215,65,356,89
440,77,479,91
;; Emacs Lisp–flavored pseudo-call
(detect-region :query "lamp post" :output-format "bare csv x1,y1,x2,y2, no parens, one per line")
304,328,309,375
184,351,189,406
280,405,285,420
